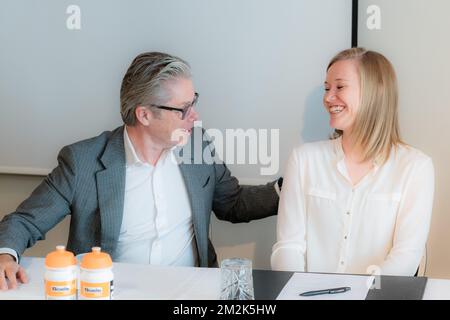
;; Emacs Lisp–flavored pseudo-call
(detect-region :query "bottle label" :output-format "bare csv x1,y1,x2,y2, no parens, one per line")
45,279,77,298
80,281,113,299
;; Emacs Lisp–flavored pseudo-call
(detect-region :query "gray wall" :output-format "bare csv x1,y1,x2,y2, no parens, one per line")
358,0,450,278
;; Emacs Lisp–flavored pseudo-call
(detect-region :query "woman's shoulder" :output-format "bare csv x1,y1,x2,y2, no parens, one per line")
394,143,433,167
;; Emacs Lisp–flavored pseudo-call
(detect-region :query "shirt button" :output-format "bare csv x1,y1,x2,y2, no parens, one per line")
344,236,348,239
341,261,345,265
346,211,350,215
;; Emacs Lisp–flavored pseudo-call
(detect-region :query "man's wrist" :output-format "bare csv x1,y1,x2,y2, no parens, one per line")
0,248,19,262
0,253,15,261
274,177,283,196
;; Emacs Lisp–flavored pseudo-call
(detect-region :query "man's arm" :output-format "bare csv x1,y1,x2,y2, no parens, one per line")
0,145,78,289
211,155,279,223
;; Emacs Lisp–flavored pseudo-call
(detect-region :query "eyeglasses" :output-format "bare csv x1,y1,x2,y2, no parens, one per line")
148,92,199,120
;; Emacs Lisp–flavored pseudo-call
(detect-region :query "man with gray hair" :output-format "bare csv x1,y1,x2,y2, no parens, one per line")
0,52,281,290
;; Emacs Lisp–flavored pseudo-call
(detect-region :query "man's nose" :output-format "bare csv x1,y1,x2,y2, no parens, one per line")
188,107,199,121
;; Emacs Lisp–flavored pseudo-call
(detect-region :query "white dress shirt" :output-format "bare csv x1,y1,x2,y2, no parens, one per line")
114,127,198,266
271,137,434,276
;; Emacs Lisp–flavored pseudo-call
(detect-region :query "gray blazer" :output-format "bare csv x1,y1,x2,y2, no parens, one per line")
0,126,279,267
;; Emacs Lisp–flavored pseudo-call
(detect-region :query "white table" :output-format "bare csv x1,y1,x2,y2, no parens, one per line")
0,257,221,300
1,257,450,300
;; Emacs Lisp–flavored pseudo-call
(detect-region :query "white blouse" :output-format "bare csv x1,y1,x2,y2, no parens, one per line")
271,137,434,276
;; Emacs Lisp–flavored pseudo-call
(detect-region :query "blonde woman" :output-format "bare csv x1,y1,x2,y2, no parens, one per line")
271,48,434,276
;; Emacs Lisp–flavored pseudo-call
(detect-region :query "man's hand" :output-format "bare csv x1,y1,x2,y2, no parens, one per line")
0,254,28,290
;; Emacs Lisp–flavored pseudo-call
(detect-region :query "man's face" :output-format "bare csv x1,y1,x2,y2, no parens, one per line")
147,77,199,148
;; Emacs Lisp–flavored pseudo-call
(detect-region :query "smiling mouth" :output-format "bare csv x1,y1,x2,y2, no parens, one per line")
329,105,345,114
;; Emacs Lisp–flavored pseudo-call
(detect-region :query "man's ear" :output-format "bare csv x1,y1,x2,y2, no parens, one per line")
135,106,152,126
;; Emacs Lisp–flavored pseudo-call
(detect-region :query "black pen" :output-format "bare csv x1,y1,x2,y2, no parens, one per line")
299,286,351,297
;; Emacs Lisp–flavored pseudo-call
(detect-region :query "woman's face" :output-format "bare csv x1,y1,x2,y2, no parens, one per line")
323,59,361,133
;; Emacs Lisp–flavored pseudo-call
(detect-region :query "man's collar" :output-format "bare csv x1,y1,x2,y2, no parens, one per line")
124,126,143,167
124,126,179,167
99,126,126,169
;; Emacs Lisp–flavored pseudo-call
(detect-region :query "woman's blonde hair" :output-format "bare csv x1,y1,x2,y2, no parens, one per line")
328,47,403,165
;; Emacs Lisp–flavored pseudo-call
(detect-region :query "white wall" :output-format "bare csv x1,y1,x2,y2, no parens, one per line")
358,0,450,278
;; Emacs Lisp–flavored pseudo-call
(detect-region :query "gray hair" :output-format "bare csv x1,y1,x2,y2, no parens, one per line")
120,52,191,125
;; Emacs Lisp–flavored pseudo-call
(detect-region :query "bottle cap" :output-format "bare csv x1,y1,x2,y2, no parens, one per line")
45,245,76,268
80,247,113,269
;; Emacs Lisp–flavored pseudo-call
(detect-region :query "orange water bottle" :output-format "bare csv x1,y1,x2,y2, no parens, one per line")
79,247,114,300
44,245,77,300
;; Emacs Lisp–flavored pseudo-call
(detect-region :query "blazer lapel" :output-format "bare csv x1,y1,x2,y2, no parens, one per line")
176,133,209,267
179,162,208,267
96,126,126,258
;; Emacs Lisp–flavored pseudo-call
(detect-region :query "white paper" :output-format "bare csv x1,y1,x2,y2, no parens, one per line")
276,272,374,300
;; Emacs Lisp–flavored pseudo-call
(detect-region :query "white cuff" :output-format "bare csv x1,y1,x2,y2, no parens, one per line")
274,182,281,196
0,248,19,262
